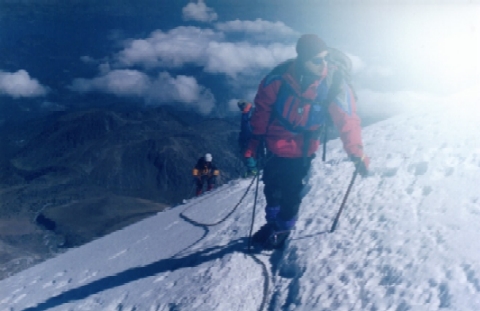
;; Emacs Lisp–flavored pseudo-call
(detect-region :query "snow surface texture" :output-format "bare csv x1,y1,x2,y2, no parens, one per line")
1,106,480,311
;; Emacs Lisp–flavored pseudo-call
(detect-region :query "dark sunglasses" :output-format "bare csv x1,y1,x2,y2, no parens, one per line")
310,55,329,65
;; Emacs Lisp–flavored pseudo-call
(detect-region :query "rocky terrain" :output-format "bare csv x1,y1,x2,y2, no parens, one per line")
0,106,244,280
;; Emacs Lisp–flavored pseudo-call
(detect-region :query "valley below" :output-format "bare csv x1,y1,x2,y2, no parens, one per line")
0,106,244,280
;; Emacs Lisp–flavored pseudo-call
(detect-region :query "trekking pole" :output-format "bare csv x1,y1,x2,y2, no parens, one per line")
247,139,267,251
247,173,261,251
330,170,358,233
322,125,328,162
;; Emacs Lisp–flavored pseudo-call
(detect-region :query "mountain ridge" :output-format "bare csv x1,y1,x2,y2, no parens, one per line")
0,105,244,280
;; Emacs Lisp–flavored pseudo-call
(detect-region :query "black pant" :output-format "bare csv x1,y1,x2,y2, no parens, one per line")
196,175,216,192
262,156,312,221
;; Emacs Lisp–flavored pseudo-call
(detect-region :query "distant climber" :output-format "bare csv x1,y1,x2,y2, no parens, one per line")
192,153,220,196
237,100,257,177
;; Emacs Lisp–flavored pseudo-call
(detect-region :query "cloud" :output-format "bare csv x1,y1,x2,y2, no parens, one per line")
117,27,222,68
182,0,218,23
344,52,366,74
204,41,295,77
116,26,295,78
70,69,150,97
70,7,309,114
0,70,48,98
215,19,298,37
227,99,240,112
334,51,392,78
147,72,215,114
70,70,215,114
114,19,295,73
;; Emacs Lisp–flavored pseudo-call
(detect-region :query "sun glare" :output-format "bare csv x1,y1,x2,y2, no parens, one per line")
395,5,480,94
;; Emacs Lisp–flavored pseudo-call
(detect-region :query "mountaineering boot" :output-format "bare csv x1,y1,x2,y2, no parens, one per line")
243,167,258,178
251,206,280,246
266,229,290,249
265,217,297,249
252,222,275,245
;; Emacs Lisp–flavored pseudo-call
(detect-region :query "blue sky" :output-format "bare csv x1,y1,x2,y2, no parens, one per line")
1,0,479,119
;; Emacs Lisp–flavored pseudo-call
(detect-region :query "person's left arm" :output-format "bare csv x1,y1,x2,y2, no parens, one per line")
328,82,370,175
328,82,364,157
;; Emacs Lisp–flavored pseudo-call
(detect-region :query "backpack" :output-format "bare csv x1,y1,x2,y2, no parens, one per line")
326,47,356,101
238,107,253,152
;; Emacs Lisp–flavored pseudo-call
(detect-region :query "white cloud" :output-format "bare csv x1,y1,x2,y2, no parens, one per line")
344,52,366,74
205,41,295,77
69,8,318,114
117,27,221,68
116,26,295,78
70,70,215,115
0,70,48,98
227,98,240,112
70,69,150,97
215,19,298,37
182,0,218,23
147,72,215,114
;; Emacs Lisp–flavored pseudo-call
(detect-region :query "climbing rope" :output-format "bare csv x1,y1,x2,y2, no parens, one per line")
180,175,258,227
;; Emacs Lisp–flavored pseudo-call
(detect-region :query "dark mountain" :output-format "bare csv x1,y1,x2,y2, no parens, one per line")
9,106,244,200
0,106,245,279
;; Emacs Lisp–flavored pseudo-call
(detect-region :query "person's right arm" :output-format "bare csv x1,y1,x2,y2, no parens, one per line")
244,77,281,158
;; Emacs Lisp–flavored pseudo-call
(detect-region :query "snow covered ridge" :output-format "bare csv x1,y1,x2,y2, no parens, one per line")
1,109,480,311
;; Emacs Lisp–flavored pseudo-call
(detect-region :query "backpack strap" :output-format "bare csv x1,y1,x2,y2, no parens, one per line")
264,60,295,131
318,69,344,162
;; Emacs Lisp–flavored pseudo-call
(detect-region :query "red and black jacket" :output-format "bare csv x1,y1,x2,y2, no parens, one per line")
245,59,365,159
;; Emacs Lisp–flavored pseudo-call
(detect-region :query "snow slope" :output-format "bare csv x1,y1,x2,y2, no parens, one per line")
1,106,480,311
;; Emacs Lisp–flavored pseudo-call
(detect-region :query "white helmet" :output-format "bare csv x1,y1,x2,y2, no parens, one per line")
205,153,213,162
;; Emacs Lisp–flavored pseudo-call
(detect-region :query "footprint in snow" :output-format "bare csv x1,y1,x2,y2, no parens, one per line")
422,186,432,196
462,264,480,292
380,167,398,178
277,246,304,279
408,161,429,176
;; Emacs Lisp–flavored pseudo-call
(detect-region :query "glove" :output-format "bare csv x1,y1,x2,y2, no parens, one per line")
350,154,370,177
244,157,257,169
243,136,263,159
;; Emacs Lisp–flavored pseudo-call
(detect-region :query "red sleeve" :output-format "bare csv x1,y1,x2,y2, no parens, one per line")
244,77,281,157
328,84,365,157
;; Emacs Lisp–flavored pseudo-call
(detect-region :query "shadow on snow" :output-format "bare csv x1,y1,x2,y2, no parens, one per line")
22,238,249,311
